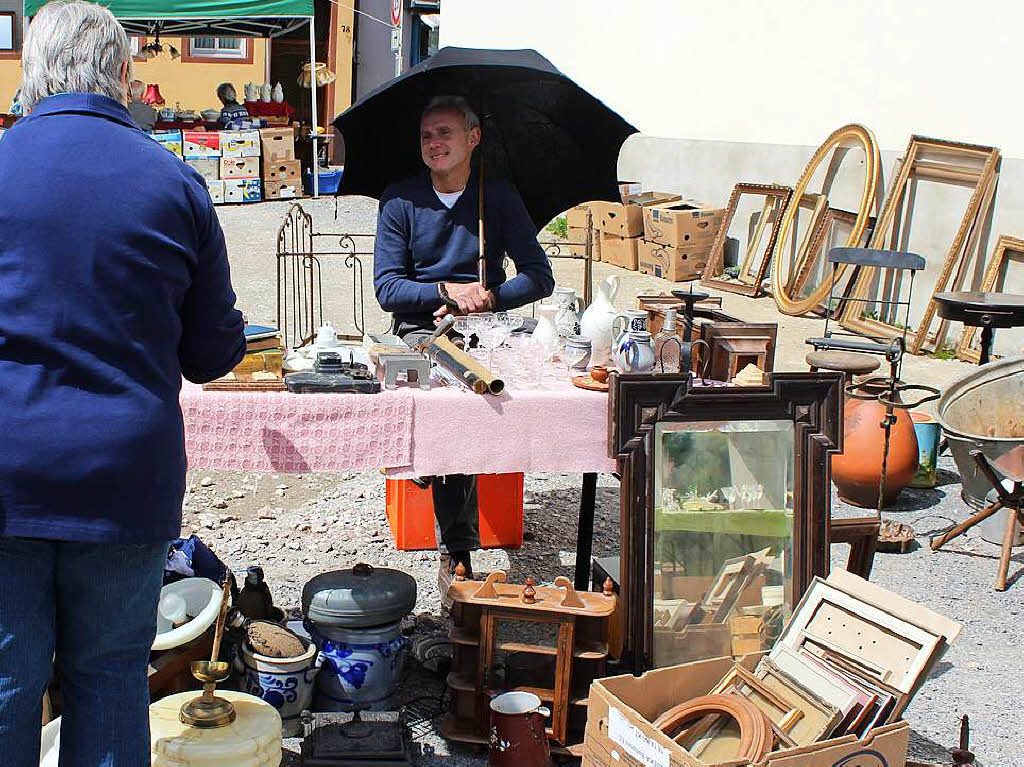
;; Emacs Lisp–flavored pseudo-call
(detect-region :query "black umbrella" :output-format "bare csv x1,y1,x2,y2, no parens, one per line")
334,46,637,235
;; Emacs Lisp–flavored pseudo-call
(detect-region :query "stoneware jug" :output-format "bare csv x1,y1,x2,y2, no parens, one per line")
551,285,583,337
611,309,649,370
531,303,560,356
272,82,284,103
579,275,619,366
261,83,273,102
488,691,551,767
618,330,656,373
831,379,919,508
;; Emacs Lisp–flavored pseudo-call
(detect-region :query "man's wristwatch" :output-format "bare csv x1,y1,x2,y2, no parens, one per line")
437,282,460,310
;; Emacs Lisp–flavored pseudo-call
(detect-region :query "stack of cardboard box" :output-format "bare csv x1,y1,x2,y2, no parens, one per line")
260,128,302,200
592,192,681,271
220,130,262,204
565,203,601,261
639,200,726,281
183,131,222,202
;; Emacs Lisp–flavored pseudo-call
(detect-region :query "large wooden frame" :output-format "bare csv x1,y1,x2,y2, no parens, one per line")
955,234,1024,363
702,183,793,297
771,124,881,316
608,372,843,673
839,136,1001,353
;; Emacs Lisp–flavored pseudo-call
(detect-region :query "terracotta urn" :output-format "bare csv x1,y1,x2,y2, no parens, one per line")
831,379,919,508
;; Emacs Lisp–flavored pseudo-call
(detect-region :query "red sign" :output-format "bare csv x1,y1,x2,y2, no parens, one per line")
391,0,402,27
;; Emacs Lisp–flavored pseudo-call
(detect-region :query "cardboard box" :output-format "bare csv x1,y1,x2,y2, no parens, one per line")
149,130,182,157
186,158,220,183
207,180,225,204
638,239,706,282
601,232,640,270
566,202,595,229
223,179,262,204
220,156,260,180
619,180,642,202
259,127,296,162
263,180,302,200
182,130,221,159
263,159,301,182
219,129,261,157
643,200,725,249
582,656,912,767
594,192,682,237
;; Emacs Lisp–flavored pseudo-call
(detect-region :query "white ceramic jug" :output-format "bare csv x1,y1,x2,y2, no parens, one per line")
551,286,583,337
272,82,285,103
244,83,257,102
531,304,560,357
261,83,273,102
578,275,619,366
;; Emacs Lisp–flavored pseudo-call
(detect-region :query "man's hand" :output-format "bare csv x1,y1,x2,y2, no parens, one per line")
435,281,494,318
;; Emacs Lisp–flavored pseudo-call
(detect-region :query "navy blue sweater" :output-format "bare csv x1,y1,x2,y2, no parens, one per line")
0,94,245,543
373,170,554,328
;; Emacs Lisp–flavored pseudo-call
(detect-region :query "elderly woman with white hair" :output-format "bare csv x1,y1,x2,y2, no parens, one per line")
0,1,245,764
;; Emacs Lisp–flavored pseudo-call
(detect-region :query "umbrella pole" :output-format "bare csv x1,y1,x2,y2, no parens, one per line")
477,162,486,288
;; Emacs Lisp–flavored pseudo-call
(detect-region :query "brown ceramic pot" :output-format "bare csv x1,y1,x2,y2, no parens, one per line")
831,380,919,508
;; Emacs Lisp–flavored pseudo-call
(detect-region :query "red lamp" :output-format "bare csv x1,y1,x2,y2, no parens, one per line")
142,83,165,105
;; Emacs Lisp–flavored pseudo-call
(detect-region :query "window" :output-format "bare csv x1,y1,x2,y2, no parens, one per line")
0,11,16,53
189,36,246,59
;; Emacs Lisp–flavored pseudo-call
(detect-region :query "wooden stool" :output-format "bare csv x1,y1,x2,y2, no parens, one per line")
806,350,880,377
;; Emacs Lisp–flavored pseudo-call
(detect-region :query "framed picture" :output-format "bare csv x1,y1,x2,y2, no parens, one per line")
0,12,16,52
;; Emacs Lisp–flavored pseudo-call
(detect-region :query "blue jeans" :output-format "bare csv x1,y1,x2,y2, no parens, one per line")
0,537,167,767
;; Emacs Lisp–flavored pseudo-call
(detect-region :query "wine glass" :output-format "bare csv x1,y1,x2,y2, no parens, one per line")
720,487,738,509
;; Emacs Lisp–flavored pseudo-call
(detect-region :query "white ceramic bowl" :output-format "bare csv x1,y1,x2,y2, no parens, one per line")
152,578,222,651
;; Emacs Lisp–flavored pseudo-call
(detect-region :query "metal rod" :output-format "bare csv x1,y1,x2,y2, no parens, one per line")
309,13,319,199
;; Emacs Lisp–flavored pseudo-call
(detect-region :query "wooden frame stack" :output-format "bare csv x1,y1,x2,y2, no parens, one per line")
702,183,793,297
838,136,1001,354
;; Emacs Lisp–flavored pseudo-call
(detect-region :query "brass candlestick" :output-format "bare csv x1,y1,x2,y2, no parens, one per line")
180,579,236,728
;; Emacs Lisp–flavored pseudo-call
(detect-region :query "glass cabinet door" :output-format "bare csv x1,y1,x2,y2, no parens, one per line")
652,419,795,668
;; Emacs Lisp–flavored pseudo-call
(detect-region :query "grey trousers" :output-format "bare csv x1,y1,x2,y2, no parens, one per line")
397,321,480,554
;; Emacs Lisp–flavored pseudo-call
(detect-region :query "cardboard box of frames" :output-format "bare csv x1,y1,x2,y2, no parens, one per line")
582,570,960,767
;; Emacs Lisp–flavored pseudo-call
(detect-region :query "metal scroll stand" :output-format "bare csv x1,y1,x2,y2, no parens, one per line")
845,341,940,515
667,287,711,375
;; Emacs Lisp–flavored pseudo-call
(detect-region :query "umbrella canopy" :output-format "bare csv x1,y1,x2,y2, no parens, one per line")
334,46,637,231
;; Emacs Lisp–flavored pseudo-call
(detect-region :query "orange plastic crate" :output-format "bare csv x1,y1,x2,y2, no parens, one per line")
385,473,524,551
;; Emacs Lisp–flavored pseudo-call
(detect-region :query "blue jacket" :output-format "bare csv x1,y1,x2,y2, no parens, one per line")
373,169,555,329
0,94,245,543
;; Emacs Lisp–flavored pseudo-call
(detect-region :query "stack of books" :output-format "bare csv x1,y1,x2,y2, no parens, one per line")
235,325,284,379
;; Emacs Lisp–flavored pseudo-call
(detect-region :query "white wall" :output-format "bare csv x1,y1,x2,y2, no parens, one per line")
441,0,1024,158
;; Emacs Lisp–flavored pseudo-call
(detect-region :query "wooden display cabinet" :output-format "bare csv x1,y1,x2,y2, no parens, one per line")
440,571,616,749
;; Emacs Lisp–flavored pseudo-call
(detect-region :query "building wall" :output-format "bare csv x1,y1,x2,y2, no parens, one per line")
440,0,1024,159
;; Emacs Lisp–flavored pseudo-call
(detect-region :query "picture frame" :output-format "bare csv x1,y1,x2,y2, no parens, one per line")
955,234,1024,362
838,135,1001,354
0,12,15,53
608,371,843,672
701,183,793,297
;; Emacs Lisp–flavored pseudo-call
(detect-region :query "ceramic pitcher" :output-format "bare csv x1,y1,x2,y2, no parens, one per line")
579,275,619,366
272,82,284,103
489,691,551,767
531,304,560,356
618,330,656,373
551,286,583,337
611,309,648,370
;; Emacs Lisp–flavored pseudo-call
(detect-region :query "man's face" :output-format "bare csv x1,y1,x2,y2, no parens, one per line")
420,108,480,175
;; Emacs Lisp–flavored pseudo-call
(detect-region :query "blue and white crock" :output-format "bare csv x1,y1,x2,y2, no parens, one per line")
306,620,409,711
236,640,324,737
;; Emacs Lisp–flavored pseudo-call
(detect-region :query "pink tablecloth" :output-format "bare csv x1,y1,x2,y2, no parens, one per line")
386,381,617,478
180,381,412,472
180,380,616,476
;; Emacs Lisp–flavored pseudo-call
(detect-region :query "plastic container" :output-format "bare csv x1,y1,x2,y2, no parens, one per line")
303,168,343,195
385,473,524,551
152,578,223,651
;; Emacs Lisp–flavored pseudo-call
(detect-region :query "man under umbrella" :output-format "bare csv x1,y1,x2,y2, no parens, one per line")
373,95,554,603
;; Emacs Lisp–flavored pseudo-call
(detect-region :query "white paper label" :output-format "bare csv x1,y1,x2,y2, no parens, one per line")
608,708,670,767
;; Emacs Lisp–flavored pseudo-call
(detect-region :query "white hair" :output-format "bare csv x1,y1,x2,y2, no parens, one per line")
20,0,132,109
422,95,480,131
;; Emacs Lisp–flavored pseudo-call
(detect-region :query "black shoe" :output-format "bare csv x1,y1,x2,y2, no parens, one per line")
438,551,473,611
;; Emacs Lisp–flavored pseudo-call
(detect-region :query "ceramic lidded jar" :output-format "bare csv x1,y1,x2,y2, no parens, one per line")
261,83,273,102
301,564,416,710
579,275,619,366
271,82,284,103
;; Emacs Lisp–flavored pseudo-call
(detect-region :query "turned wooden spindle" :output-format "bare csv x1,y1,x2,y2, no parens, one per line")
603,577,614,597
454,561,467,582
522,577,537,604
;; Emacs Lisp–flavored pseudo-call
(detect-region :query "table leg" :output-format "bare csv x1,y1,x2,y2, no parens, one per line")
575,472,598,591
979,325,994,366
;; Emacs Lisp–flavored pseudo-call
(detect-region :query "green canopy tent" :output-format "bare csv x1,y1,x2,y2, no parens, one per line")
23,0,328,195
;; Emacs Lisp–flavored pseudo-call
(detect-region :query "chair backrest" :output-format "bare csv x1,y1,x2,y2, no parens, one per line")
828,247,925,272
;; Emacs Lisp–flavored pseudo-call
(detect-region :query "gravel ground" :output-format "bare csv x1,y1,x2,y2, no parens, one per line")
193,199,1023,766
